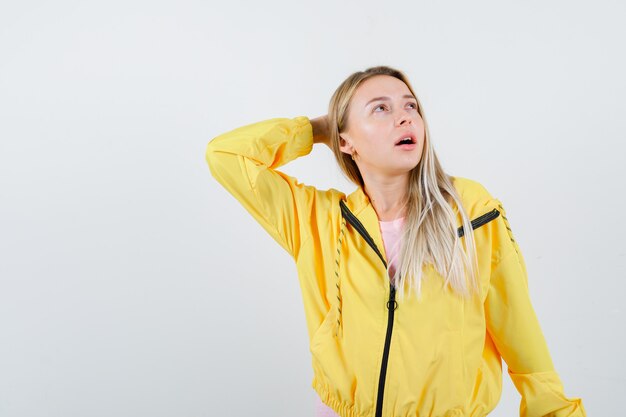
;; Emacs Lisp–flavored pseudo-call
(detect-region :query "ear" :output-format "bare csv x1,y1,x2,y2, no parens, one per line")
339,133,355,156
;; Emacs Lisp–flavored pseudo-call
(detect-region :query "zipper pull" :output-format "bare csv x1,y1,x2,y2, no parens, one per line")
386,285,398,311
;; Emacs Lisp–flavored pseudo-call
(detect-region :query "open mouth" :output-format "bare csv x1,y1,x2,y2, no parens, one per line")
395,134,417,146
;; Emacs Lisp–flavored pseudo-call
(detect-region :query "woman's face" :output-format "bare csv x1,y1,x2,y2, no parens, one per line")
339,75,425,178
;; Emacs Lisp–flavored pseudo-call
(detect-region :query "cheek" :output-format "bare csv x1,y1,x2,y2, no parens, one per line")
414,118,426,142
353,125,382,151
357,122,380,139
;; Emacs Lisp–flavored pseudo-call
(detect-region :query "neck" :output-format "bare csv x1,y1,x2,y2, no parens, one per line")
362,173,409,222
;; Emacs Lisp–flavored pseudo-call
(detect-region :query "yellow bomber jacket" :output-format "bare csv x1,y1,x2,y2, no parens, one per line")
205,116,586,417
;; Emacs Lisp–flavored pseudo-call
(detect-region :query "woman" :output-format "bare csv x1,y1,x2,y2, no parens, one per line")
205,66,586,417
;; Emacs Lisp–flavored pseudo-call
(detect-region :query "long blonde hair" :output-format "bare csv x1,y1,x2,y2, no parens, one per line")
328,66,480,301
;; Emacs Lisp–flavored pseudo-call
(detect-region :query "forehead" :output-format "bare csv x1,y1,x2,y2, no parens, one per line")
352,75,412,104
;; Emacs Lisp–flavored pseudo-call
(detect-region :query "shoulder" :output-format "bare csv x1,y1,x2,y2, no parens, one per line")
295,184,347,257
450,175,493,199
292,180,346,220
449,175,499,218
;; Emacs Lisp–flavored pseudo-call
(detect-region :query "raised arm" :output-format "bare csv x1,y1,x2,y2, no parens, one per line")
205,115,331,260
484,199,587,417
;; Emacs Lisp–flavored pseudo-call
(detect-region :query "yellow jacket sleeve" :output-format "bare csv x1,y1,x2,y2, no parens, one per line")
205,116,317,259
484,200,587,417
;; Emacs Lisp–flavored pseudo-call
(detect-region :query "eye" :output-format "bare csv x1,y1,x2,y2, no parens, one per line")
374,104,387,112
407,102,417,109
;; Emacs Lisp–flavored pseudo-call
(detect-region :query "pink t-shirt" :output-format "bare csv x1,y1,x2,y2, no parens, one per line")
315,217,405,416
378,216,405,281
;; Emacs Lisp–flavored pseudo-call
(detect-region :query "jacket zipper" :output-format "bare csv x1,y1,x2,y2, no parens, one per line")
340,200,394,417
339,200,499,417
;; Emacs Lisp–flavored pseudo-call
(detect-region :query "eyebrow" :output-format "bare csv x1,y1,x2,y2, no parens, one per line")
365,94,416,108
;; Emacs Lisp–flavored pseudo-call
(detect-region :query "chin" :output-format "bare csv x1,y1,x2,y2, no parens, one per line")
389,164,419,176
403,159,421,171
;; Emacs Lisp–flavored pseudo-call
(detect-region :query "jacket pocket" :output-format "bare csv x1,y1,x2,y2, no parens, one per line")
310,307,337,358
310,307,351,389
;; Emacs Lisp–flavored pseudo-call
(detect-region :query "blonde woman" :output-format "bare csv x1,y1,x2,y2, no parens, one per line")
205,66,586,417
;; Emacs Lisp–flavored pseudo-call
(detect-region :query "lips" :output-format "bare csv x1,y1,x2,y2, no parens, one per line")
394,133,417,146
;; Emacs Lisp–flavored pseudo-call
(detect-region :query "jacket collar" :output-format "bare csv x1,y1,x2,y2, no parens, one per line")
342,177,501,242
345,185,371,217
344,186,388,263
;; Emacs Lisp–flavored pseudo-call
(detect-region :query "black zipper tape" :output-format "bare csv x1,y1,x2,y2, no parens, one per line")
340,200,387,268
458,208,500,237
340,200,395,417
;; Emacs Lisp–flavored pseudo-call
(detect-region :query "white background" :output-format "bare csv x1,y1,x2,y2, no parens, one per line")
1,0,624,416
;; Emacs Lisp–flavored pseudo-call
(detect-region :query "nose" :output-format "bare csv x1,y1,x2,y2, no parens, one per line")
396,111,413,126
